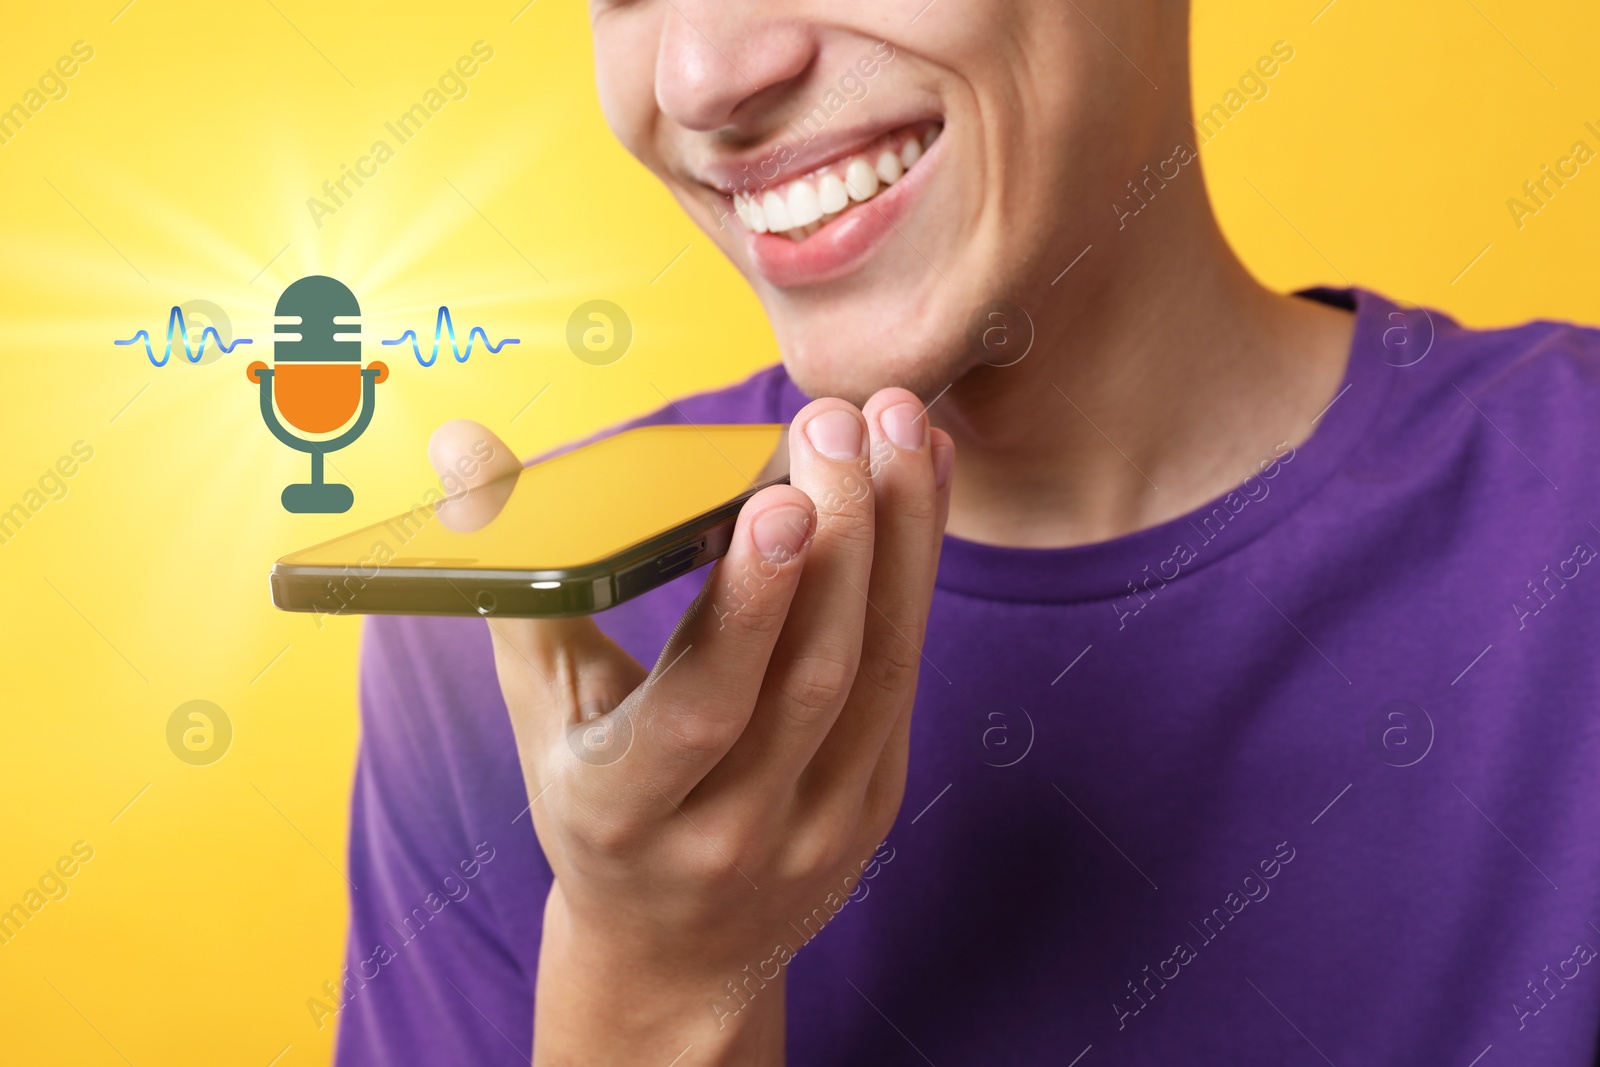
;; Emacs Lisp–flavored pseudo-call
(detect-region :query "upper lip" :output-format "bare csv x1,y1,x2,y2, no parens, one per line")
688,111,943,197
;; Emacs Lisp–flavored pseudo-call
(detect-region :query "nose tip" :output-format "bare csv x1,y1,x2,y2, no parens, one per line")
654,48,740,133
654,11,816,133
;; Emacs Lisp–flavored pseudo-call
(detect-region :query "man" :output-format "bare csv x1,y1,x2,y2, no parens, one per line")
337,2,1600,1063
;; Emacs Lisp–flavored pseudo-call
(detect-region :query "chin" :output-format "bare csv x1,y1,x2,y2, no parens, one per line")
769,294,980,406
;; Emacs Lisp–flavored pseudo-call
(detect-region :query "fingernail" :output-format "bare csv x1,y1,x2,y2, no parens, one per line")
933,438,954,490
803,409,864,460
879,402,928,451
752,504,812,561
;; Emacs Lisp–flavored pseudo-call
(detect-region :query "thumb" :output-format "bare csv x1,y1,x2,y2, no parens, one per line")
425,420,648,759
427,419,521,532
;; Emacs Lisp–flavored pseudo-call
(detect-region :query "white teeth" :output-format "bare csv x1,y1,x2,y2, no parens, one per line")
735,194,767,234
875,150,903,185
785,180,822,227
761,190,793,233
845,158,879,201
733,126,942,237
817,173,849,214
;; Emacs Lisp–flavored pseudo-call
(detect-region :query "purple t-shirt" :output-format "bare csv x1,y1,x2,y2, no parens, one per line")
334,289,1600,1065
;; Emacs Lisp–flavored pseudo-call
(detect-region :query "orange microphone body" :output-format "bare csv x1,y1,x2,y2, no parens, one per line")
247,276,387,514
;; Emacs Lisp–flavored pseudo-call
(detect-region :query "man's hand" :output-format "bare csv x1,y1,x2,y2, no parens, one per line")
428,389,953,1066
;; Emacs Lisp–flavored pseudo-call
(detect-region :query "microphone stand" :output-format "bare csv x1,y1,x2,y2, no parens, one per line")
253,365,384,514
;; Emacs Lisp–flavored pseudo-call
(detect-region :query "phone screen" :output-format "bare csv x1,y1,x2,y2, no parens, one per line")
279,424,788,573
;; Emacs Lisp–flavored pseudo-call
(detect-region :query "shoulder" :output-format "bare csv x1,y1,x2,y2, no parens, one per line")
1360,287,1600,421
1350,288,1600,495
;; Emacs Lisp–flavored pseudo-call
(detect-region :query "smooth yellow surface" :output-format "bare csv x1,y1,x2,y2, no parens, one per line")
0,1,1595,1062
284,424,785,570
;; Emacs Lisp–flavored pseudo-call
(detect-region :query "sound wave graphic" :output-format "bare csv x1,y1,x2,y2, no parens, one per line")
115,307,253,367
381,307,521,367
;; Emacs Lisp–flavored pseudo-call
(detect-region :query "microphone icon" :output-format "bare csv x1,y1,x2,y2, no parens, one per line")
246,275,387,514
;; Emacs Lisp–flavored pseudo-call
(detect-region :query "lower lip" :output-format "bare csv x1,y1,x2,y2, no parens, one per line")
742,138,941,289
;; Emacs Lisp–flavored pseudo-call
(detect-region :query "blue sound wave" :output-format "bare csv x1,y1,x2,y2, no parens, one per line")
115,307,253,367
381,307,521,367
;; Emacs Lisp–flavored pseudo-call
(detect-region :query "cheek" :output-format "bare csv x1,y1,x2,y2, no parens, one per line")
591,14,663,160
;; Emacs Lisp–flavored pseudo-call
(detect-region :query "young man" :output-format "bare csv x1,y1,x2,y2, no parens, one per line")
337,2,1600,1063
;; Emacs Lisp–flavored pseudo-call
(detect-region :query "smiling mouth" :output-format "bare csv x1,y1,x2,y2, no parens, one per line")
727,121,942,242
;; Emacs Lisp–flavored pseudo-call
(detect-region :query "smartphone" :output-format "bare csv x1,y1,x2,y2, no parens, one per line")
270,423,790,619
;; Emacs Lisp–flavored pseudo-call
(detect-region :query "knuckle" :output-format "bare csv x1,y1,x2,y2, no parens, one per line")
576,805,641,857
814,495,875,547
717,575,790,636
697,836,762,887
805,469,875,531
776,649,858,725
781,827,849,883
648,707,743,766
772,681,838,729
855,622,924,698
703,553,801,640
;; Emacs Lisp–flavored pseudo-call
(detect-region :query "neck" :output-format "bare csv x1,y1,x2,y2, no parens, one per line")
934,172,1355,549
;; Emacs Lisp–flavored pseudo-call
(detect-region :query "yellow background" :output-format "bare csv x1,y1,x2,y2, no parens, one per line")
0,0,1595,1061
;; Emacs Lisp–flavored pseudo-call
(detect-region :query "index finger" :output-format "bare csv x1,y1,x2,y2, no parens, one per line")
605,482,818,805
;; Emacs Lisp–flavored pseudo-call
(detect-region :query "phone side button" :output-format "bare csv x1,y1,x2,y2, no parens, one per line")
617,544,703,603
656,540,704,572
